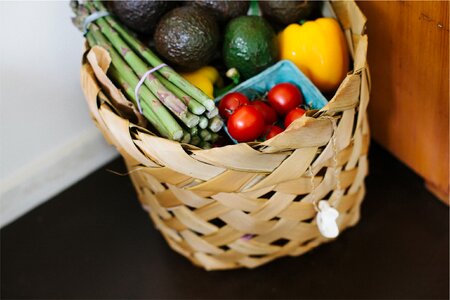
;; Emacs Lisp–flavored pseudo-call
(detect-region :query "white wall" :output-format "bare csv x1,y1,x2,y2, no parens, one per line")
0,1,118,227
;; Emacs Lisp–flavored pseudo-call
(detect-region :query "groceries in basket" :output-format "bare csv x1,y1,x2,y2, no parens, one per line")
70,0,349,148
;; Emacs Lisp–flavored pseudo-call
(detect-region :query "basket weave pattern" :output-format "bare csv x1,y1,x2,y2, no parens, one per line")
80,1,370,270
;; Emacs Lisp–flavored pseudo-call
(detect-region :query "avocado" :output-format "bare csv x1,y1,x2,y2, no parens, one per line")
259,1,321,25
154,6,219,71
223,16,278,79
187,0,250,23
108,1,176,35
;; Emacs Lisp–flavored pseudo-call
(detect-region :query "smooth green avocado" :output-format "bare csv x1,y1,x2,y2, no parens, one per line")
223,16,278,79
154,6,220,71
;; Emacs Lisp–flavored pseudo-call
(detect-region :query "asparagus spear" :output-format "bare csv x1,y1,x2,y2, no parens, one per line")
190,135,201,146
189,126,199,136
199,116,209,129
210,132,219,143
85,28,96,47
200,129,212,142
155,74,206,115
200,141,212,149
87,24,184,140
94,37,195,144
90,33,173,139
108,65,171,139
206,107,219,119
209,116,224,133
181,131,191,144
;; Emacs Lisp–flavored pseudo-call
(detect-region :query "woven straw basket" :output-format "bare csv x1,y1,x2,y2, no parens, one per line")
80,1,370,270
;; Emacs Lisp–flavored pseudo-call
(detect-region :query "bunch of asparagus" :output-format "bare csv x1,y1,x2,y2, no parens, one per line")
71,1,223,148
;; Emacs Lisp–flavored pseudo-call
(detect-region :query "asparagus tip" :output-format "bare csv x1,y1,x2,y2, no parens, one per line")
181,132,191,144
204,100,216,112
200,141,212,149
190,135,201,146
209,117,224,133
173,130,184,141
199,117,208,129
185,115,200,128
206,107,219,119
191,105,206,115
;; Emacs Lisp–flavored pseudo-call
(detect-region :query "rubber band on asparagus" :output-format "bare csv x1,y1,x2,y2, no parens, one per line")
134,64,168,114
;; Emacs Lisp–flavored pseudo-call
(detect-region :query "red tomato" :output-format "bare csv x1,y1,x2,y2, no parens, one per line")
264,125,284,140
284,107,306,128
227,106,265,142
267,83,303,115
250,100,278,125
218,92,250,119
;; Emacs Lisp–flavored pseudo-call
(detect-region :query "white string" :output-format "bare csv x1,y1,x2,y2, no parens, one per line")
328,117,342,193
308,165,319,212
134,64,167,114
309,116,342,212
312,116,343,238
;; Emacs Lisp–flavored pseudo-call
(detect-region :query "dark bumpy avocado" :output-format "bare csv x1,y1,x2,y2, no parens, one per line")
259,1,320,25
223,16,278,79
187,0,249,23
108,1,176,35
154,6,219,71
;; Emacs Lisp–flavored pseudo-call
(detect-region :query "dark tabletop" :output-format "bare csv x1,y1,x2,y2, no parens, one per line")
1,142,448,299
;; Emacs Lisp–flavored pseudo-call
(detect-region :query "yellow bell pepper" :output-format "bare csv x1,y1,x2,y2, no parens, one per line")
278,18,349,93
180,66,221,99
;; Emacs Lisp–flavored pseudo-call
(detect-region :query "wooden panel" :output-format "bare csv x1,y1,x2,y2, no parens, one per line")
357,1,449,202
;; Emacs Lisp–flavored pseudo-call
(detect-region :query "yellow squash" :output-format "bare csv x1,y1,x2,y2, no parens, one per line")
180,66,221,99
278,18,349,93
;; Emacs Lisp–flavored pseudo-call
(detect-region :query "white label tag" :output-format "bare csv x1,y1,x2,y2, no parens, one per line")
317,200,340,238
